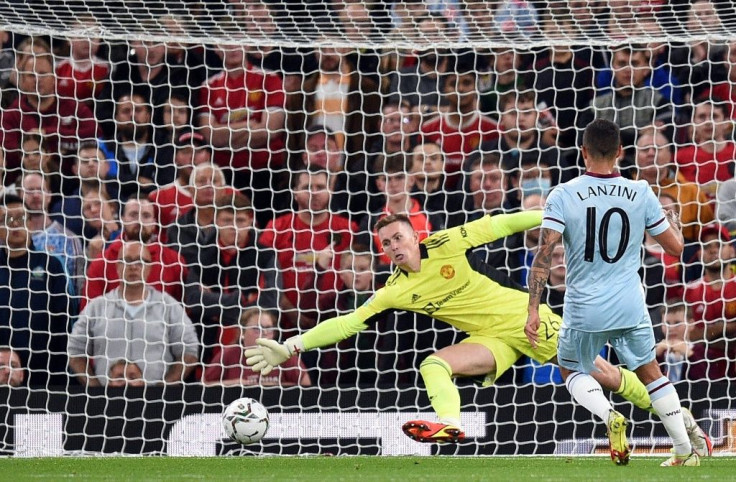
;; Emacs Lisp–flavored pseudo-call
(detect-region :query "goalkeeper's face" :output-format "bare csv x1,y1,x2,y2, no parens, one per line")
378,221,420,270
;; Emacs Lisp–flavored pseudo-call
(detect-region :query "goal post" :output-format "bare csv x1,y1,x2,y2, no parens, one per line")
0,0,735,456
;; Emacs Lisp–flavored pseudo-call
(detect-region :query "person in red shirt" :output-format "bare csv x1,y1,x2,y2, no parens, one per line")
704,40,736,119
684,223,736,380
203,308,311,387
259,167,356,332
421,55,498,188
55,16,110,106
148,130,212,236
198,42,286,227
82,195,187,310
0,51,98,182
675,99,736,190
359,153,435,271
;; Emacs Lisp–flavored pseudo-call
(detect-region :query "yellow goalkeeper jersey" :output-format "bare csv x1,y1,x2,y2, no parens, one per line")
301,212,558,350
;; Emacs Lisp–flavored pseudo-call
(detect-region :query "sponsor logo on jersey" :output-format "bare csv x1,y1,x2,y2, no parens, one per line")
440,265,455,279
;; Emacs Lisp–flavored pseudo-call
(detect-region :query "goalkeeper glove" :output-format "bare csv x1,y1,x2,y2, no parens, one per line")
244,336,305,376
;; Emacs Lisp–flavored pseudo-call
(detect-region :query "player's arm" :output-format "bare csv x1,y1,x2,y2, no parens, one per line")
444,211,543,251
652,209,684,258
245,292,390,375
525,227,563,349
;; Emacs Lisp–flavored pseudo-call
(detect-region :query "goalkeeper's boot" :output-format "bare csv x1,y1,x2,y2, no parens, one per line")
606,410,631,466
682,407,713,457
402,420,465,443
660,451,700,467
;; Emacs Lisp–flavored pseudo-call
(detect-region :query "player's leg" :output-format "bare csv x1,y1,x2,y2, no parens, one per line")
591,357,652,412
590,356,711,456
612,325,699,466
404,338,518,443
557,328,631,465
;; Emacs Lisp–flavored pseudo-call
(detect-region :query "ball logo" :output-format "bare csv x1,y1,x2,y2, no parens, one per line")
440,265,455,279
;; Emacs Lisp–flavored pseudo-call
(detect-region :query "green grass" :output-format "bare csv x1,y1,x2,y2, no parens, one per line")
1,456,735,481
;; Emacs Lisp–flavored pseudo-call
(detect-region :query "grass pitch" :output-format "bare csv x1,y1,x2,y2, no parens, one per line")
2,456,735,481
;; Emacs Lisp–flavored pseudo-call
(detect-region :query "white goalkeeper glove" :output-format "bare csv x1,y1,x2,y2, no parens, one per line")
244,336,305,376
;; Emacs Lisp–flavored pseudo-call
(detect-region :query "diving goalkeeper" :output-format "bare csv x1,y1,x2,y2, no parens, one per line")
245,212,709,451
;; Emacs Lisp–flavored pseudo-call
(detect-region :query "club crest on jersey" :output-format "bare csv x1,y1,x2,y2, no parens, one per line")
440,265,455,279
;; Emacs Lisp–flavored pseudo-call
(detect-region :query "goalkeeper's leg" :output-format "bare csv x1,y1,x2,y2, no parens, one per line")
403,343,497,443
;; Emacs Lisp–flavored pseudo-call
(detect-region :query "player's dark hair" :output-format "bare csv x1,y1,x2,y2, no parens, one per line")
374,213,414,234
583,119,621,160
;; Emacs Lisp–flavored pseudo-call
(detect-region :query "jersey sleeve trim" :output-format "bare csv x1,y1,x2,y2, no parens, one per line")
646,217,666,230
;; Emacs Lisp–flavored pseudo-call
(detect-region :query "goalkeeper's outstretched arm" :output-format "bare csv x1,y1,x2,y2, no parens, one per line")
245,311,372,375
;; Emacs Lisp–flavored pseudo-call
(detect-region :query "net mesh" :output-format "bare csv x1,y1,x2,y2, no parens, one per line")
0,0,735,456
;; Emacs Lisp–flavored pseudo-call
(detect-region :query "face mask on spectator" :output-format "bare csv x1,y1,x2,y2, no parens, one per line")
521,178,551,198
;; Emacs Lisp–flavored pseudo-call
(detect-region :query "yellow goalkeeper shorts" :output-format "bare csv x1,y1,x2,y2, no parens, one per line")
462,311,561,386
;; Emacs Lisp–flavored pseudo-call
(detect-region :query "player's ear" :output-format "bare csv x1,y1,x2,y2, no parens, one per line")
616,144,623,161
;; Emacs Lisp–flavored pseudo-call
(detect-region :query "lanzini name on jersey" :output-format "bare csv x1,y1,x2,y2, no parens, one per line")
576,184,638,202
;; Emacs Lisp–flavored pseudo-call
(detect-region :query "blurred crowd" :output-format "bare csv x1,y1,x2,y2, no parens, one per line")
0,0,735,389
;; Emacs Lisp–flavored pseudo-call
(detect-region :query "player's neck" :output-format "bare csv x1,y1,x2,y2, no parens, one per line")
585,160,617,175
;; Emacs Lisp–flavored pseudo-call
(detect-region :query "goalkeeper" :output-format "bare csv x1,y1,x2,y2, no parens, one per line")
246,212,709,450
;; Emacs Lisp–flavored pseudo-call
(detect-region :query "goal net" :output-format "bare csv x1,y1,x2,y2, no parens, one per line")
1,0,736,457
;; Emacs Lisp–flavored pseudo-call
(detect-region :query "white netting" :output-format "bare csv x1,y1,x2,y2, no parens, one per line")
0,0,735,457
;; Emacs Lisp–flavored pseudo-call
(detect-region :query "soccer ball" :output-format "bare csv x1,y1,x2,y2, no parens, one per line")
222,397,270,445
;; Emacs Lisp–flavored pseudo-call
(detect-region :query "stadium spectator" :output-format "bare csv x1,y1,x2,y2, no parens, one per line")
69,241,198,387
107,359,145,388
359,154,434,271
300,124,369,224
647,192,686,300
55,15,110,107
684,223,736,381
184,193,280,362
302,40,380,158
705,39,736,120
148,130,212,234
364,99,417,196
50,142,119,238
410,141,466,230
675,99,736,191
486,91,567,184
478,47,524,119
21,172,84,295
203,308,311,387
387,15,451,115
0,48,98,184
99,92,164,198
492,0,538,40
0,194,72,387
81,189,120,259
585,44,673,151
166,164,229,267
655,301,693,383
635,127,714,244
198,41,286,227
19,131,58,179
99,39,192,137
0,30,14,109
465,153,525,276
530,14,595,149
716,177,736,235
260,167,355,332
459,0,497,40
421,55,498,188
83,195,186,310
0,347,24,387
332,245,384,385
516,193,545,288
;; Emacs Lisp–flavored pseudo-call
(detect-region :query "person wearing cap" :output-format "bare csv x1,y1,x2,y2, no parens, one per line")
148,130,212,234
684,222,736,380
